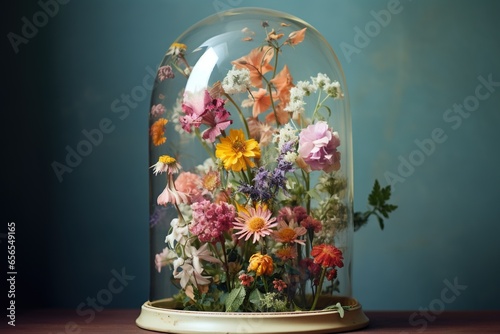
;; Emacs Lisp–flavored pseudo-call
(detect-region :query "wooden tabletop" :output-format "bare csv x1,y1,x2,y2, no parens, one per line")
1,309,499,333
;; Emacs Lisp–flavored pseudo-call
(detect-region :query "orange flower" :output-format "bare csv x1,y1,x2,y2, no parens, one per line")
275,245,298,261
150,118,168,146
242,88,273,117
247,253,274,276
273,220,307,245
232,46,274,88
270,65,294,105
266,29,284,42
311,244,344,269
265,103,290,125
286,28,307,45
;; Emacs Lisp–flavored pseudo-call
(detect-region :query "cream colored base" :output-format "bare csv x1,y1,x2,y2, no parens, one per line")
136,296,369,334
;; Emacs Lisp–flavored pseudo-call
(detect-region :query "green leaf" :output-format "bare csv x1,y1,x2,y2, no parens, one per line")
356,179,397,231
225,286,246,312
307,188,323,202
248,288,263,305
323,302,345,318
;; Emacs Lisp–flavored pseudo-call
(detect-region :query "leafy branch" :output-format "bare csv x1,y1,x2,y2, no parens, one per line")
354,180,398,231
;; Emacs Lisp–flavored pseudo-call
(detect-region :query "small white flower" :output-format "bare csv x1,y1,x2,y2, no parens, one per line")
273,123,298,151
296,80,317,96
185,243,222,274
195,158,217,174
311,73,331,90
174,262,211,289
284,98,306,116
165,218,189,249
324,80,344,99
222,67,251,94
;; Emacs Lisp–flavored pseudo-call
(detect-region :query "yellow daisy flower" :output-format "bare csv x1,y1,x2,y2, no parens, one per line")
215,129,261,172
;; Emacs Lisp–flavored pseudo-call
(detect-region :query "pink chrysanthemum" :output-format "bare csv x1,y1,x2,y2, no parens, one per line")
189,200,236,243
233,206,278,243
298,121,341,172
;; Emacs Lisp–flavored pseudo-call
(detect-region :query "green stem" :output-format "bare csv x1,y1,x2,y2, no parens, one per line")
310,266,327,311
224,93,250,139
302,170,311,214
194,129,216,161
220,240,231,292
262,276,269,293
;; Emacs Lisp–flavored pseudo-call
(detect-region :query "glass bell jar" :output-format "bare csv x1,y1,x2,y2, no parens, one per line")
137,7,369,334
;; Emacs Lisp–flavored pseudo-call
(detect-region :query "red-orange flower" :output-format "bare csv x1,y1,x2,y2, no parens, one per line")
232,46,274,88
310,244,344,268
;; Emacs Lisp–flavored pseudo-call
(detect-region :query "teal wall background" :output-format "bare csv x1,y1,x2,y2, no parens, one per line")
4,0,500,316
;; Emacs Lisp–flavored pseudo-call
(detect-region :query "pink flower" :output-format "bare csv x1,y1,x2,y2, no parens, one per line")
154,156,190,206
157,185,189,206
180,90,232,142
180,90,210,132
154,247,178,273
277,206,308,224
298,121,341,172
239,273,254,287
300,216,322,233
199,97,232,142
233,206,278,244
158,65,174,81
150,104,166,117
189,200,236,243
175,172,203,204
273,278,288,292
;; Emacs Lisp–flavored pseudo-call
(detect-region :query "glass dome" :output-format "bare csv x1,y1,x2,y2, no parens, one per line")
139,7,366,333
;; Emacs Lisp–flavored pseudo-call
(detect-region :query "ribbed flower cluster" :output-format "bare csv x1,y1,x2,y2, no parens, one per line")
189,200,236,242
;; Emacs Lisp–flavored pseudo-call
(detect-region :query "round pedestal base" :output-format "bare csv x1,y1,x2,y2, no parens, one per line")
136,296,369,334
